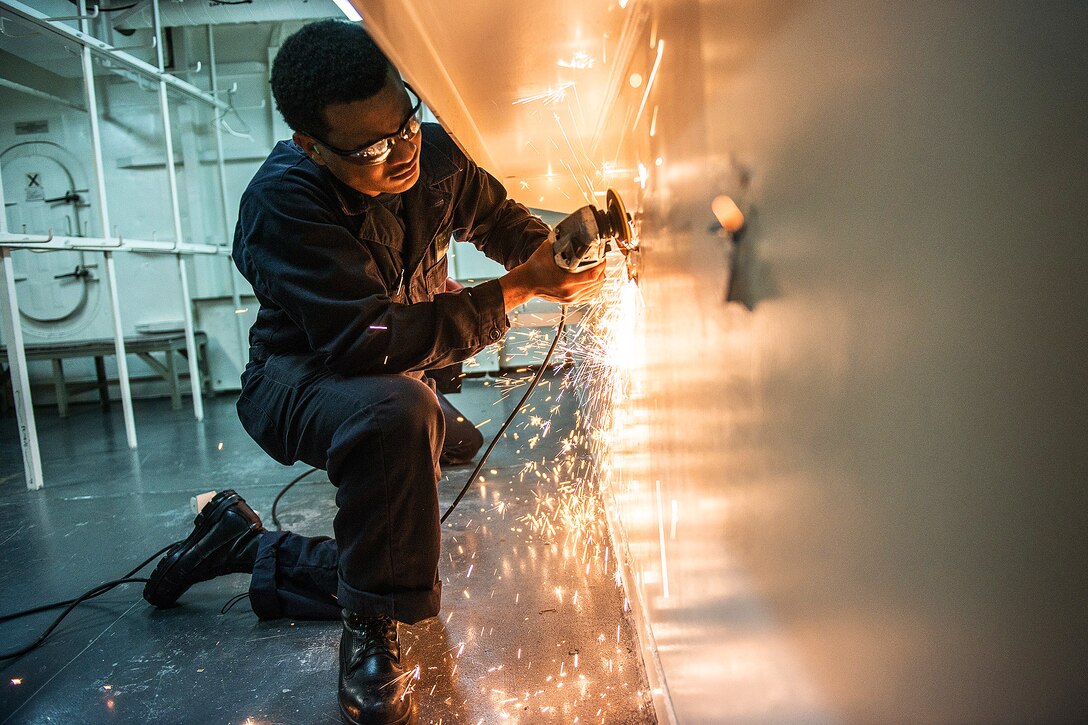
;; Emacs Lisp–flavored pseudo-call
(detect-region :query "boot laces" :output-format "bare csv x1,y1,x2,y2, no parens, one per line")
358,616,398,659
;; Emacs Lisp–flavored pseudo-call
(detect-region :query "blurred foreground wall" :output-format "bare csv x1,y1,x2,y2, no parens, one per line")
360,1,1088,721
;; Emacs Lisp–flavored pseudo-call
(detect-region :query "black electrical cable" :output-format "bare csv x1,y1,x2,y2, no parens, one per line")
440,306,567,523
264,307,570,528
0,578,149,661
220,591,250,615
270,465,321,530
0,540,177,626
0,539,181,660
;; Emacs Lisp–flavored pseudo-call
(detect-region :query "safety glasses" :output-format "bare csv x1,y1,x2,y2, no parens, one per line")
309,83,423,165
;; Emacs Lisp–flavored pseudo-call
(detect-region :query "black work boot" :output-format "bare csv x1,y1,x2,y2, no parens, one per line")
143,489,264,608
339,611,415,725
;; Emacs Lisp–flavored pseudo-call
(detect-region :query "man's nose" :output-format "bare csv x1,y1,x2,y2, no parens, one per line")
391,135,417,164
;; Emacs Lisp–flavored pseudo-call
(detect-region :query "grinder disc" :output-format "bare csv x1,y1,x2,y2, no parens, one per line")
605,188,634,250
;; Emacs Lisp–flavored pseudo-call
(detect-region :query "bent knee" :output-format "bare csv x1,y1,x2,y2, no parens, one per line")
375,376,442,433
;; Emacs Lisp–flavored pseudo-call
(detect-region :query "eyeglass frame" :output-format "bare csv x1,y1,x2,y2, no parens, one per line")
307,83,424,165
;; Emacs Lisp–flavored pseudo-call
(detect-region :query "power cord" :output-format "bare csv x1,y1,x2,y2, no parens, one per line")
0,539,180,660
441,306,566,523
270,465,322,530
267,307,568,527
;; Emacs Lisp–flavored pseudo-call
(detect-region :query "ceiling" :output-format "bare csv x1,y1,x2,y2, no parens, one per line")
355,0,660,214
3,0,661,213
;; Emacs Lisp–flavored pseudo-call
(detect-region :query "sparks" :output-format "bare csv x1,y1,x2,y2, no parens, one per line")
512,81,575,106
557,52,595,69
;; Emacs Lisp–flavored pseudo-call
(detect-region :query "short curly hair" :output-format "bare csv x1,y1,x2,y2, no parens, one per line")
270,19,392,138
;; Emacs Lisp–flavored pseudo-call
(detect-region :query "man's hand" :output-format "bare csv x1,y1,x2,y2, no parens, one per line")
498,238,608,311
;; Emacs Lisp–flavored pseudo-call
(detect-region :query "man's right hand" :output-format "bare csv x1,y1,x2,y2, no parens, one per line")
498,238,608,311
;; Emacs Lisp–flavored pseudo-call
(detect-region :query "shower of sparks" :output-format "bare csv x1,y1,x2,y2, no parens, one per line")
570,84,590,136
427,247,647,720
513,81,576,106
558,52,596,69
424,19,653,684
597,162,636,187
554,115,598,207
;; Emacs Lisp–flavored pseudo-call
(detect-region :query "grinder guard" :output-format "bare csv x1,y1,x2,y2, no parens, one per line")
550,188,634,273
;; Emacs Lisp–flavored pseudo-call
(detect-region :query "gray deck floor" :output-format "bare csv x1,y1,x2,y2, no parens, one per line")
0,376,652,724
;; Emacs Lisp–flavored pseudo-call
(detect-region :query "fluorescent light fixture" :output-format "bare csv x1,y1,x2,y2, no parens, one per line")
332,0,362,22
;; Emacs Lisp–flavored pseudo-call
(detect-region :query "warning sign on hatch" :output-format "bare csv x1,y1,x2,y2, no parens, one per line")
25,172,44,202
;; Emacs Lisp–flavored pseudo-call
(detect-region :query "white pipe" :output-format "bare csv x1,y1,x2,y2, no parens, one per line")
80,0,137,449
0,0,230,112
0,78,85,111
101,250,137,435
151,0,203,421
0,186,44,490
176,254,203,420
208,24,249,367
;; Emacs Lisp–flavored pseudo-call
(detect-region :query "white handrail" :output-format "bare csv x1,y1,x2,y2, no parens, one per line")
2,229,54,244
0,232,227,255
45,5,98,21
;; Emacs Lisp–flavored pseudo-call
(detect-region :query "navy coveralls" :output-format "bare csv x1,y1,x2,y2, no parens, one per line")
232,124,549,623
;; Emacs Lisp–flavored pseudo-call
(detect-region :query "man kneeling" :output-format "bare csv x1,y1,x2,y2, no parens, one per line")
142,19,605,725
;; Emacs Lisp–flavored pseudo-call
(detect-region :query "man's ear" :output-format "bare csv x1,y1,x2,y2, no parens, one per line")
293,131,325,166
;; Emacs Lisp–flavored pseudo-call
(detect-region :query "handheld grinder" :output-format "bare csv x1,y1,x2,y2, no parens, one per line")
440,190,633,525
550,188,634,273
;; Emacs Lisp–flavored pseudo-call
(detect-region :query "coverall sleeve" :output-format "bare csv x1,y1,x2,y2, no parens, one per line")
449,151,552,269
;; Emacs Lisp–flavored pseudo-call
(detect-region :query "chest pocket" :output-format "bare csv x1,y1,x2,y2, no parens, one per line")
405,232,451,301
423,255,449,296
354,211,406,296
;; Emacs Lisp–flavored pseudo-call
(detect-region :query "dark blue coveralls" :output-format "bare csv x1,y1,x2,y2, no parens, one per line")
232,124,550,623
